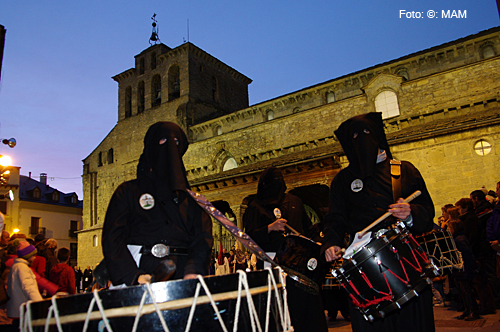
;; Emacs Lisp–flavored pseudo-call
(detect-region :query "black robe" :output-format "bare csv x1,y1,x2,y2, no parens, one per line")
102,175,213,286
323,158,435,332
243,192,328,332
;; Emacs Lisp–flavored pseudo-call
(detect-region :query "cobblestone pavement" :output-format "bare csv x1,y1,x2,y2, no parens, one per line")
326,306,500,332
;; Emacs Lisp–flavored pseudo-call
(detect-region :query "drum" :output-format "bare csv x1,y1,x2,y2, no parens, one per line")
332,222,439,322
20,268,291,332
416,230,464,274
274,234,325,286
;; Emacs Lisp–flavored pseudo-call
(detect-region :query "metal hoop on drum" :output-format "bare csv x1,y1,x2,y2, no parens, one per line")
416,230,464,274
20,268,292,332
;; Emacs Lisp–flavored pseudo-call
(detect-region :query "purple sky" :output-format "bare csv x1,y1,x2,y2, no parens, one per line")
0,1,498,199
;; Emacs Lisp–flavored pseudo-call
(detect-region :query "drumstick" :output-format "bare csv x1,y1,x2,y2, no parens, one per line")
285,224,301,235
357,190,421,239
273,208,301,235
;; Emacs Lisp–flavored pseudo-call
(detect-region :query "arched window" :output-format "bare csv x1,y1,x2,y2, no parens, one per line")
375,90,400,119
482,45,495,59
137,81,145,113
125,86,132,118
223,157,238,171
151,74,161,107
93,235,99,247
151,52,157,70
267,110,274,121
168,65,180,100
216,126,222,136
326,91,335,103
212,76,219,103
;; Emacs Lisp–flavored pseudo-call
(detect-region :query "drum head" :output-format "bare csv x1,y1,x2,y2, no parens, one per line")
274,234,325,286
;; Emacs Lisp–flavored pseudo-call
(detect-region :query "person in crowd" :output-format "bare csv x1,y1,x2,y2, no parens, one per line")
227,249,235,273
448,216,481,321
74,266,82,293
44,239,58,280
456,197,496,314
440,204,454,231
49,247,75,295
487,181,500,253
471,190,493,219
250,253,257,271
322,112,435,332
102,122,213,286
6,240,43,330
486,181,500,307
215,249,230,275
30,234,46,279
233,249,247,271
243,166,328,332
245,251,252,271
0,230,9,260
82,266,92,291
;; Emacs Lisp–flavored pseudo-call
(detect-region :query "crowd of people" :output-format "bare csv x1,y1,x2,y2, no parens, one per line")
431,183,500,321
210,245,257,275
0,226,96,331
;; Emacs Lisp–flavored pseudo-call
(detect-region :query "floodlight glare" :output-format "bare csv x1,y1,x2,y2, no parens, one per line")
0,155,11,166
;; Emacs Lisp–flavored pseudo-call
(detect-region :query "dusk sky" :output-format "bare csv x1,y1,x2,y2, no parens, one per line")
0,1,499,199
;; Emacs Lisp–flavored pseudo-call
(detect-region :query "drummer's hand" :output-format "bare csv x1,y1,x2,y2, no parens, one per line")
325,246,342,262
268,218,287,233
490,240,499,247
389,198,411,220
183,274,199,280
137,274,152,284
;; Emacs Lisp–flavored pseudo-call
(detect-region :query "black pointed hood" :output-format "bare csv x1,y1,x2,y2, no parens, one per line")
137,122,190,195
257,167,287,206
334,112,392,179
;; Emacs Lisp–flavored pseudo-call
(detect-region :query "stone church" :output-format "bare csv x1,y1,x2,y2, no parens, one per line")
78,27,500,268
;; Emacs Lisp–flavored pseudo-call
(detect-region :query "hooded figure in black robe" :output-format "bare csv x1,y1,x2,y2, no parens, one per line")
243,167,328,332
322,112,435,332
102,122,213,286
243,167,311,254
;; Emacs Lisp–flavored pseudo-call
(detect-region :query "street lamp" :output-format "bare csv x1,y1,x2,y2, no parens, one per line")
1,138,16,148
0,189,14,201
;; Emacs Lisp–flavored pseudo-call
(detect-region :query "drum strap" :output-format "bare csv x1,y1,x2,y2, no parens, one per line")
390,159,402,203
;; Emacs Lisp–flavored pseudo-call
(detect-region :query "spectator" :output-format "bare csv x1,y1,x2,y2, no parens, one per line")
233,249,247,272
82,266,92,291
74,266,82,293
6,240,43,328
49,247,76,295
448,217,480,321
440,204,454,231
43,239,58,280
487,181,500,253
456,197,496,315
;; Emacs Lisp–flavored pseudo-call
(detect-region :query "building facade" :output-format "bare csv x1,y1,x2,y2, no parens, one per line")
0,169,83,265
80,27,500,268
